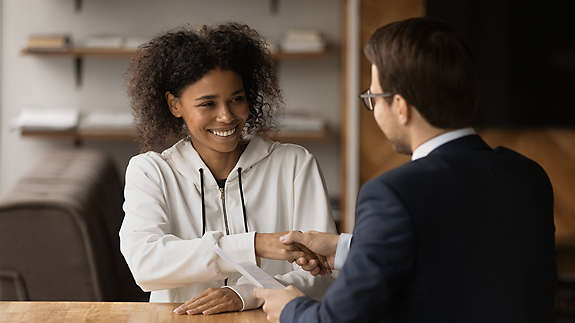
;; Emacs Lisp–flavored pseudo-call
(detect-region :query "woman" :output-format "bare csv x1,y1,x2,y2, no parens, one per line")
120,23,336,315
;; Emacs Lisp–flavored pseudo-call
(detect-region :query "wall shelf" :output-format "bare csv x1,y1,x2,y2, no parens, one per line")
20,126,330,146
21,47,330,87
22,47,138,57
21,47,329,59
72,0,281,14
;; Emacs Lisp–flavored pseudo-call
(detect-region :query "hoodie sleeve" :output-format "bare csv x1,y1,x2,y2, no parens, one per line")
119,155,256,292
227,150,337,309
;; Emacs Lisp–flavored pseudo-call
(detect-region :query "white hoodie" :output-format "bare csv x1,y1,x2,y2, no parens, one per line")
120,136,336,309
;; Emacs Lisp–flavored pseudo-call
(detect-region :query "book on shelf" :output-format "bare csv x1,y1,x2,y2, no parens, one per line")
27,34,71,50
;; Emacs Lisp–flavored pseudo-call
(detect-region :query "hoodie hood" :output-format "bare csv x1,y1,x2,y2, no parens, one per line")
163,135,278,187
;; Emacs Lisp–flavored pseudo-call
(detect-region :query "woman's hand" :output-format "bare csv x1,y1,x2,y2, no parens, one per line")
173,287,242,315
255,232,313,262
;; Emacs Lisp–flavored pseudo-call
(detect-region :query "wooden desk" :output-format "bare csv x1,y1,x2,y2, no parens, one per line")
0,302,268,323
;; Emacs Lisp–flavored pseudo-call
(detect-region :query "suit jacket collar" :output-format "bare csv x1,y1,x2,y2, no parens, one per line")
427,134,492,157
412,128,476,160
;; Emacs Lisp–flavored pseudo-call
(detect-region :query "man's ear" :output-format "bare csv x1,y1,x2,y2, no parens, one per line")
392,94,410,126
166,92,182,118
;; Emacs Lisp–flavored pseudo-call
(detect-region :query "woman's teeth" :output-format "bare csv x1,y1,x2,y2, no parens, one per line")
210,128,236,137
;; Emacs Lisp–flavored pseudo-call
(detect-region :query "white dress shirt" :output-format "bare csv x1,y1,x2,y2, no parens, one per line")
333,128,476,270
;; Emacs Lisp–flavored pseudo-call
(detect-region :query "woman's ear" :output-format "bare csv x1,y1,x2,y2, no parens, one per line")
166,92,182,118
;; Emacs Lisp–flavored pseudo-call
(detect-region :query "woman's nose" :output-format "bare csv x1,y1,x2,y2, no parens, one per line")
216,103,234,123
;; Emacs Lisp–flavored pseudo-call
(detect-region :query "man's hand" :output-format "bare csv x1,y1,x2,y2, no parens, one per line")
253,286,304,323
280,231,340,275
256,232,319,263
173,287,242,315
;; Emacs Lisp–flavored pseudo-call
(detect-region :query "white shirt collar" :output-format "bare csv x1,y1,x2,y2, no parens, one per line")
411,128,476,161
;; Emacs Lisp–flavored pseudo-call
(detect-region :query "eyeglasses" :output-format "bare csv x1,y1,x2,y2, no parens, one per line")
359,89,394,111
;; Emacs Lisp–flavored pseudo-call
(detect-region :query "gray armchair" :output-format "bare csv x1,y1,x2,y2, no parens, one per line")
0,149,147,301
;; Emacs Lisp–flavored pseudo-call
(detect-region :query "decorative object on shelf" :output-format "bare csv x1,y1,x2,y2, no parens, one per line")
26,34,71,50
280,30,325,53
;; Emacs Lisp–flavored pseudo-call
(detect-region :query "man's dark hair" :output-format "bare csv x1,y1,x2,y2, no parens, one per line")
127,23,281,152
364,17,477,128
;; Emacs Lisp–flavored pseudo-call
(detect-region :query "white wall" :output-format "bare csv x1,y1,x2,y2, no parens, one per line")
0,0,341,197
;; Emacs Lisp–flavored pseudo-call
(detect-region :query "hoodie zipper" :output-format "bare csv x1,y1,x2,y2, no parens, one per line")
220,187,230,235
220,186,230,287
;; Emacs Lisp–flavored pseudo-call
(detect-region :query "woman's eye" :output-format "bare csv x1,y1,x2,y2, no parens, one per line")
198,101,215,107
231,95,245,103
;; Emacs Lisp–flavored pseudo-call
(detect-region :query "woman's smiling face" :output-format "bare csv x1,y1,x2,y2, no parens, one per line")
167,68,250,156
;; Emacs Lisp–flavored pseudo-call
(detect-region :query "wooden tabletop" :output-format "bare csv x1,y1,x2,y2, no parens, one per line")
0,302,268,323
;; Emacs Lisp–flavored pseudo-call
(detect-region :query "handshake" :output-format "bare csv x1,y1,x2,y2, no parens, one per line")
255,231,340,276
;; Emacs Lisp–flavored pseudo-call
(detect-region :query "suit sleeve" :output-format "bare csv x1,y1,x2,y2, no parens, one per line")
281,178,414,323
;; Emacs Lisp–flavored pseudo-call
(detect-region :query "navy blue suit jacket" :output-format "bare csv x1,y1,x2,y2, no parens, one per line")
281,135,556,323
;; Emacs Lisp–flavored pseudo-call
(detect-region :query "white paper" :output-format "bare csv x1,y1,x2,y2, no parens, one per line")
213,244,285,289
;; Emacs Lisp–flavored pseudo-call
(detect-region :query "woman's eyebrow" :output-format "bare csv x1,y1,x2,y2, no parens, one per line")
195,94,217,101
195,88,244,101
231,88,245,95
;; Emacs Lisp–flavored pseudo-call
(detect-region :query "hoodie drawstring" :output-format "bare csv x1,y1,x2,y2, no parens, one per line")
199,168,206,236
237,168,248,232
198,168,248,234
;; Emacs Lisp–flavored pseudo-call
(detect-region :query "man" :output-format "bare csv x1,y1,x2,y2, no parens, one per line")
254,17,556,323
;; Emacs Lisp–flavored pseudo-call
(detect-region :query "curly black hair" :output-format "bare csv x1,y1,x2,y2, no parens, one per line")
127,23,282,152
